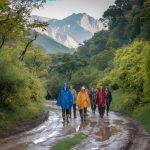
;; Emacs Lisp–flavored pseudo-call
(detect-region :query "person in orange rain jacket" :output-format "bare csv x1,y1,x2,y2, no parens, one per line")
76,86,90,121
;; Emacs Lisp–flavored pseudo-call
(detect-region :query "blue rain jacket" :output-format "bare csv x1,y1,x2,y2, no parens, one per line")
57,83,73,109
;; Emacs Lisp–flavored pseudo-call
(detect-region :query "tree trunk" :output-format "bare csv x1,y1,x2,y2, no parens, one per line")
19,34,37,61
0,35,6,48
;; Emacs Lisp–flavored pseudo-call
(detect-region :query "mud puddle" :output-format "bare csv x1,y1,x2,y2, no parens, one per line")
94,126,120,142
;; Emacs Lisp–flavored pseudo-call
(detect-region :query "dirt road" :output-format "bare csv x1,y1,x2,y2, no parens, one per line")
0,101,149,150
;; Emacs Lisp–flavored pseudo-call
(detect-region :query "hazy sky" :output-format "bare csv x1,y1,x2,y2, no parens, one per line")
32,0,115,19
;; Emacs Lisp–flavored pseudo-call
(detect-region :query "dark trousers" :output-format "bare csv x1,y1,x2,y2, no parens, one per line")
69,104,76,118
79,108,87,121
91,103,96,112
98,107,105,118
106,102,110,114
83,107,87,114
62,109,69,121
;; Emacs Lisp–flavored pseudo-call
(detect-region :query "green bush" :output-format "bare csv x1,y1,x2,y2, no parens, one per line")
0,47,45,109
144,44,150,102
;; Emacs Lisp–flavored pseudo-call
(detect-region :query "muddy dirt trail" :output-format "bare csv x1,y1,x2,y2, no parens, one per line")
0,101,150,150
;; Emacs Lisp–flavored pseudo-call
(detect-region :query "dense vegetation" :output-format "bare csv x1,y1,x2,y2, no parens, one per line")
0,0,50,130
47,0,150,132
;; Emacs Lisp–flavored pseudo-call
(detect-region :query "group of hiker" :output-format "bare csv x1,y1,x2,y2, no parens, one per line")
56,83,112,123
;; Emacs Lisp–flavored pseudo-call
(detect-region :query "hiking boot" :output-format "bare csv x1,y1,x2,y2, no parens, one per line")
81,117,84,122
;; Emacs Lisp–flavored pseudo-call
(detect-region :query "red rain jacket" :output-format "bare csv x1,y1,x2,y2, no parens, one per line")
96,89,106,107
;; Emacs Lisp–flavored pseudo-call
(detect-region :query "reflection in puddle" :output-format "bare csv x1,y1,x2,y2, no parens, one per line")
95,126,119,142
90,122,97,128
76,122,89,132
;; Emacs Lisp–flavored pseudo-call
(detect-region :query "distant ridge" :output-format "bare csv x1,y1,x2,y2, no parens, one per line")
32,13,103,51
34,34,73,54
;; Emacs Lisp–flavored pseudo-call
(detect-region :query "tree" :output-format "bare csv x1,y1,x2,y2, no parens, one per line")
103,5,123,29
115,0,132,10
49,54,88,81
0,0,47,48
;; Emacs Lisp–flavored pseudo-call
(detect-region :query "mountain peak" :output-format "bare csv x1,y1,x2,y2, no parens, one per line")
68,12,95,20
32,13,103,49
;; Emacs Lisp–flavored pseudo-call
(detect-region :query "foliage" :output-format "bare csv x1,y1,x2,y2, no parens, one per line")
0,101,44,129
50,53,88,80
47,53,89,97
0,0,49,132
0,47,45,109
111,89,150,133
90,50,115,70
98,41,147,91
144,44,150,101
24,45,51,78
0,0,47,48
71,67,101,91
77,30,110,57
47,72,67,98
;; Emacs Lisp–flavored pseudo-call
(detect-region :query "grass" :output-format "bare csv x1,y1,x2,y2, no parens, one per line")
132,104,150,133
0,102,44,130
111,89,150,134
52,133,86,150
113,120,124,125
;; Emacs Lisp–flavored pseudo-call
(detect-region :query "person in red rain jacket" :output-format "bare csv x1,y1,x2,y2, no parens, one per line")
96,86,106,118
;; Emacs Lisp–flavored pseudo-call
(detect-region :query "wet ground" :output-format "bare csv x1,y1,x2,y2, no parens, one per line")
0,101,150,150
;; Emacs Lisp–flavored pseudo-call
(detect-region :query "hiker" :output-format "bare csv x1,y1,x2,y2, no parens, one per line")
105,87,112,116
96,86,106,118
45,91,51,100
76,86,90,121
89,88,96,113
70,85,77,118
57,83,73,123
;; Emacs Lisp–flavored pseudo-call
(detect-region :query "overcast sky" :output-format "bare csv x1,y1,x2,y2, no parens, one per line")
32,0,115,19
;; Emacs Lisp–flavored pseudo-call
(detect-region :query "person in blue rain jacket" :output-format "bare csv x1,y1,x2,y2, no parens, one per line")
57,83,73,123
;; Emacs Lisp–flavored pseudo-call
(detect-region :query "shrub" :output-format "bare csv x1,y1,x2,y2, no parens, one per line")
0,47,45,109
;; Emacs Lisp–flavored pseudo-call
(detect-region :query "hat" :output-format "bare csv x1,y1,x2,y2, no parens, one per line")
63,82,67,87
81,86,86,90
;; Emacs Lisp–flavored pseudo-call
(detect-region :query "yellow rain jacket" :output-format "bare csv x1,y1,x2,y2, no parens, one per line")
76,91,90,110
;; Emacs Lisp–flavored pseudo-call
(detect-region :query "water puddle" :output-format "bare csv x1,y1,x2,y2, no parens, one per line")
76,122,89,132
90,122,97,128
33,131,59,144
94,126,119,142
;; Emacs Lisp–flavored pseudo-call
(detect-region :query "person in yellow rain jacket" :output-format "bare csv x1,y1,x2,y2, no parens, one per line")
76,86,90,121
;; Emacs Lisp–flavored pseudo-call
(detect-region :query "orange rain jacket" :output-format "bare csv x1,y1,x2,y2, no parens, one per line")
76,91,90,110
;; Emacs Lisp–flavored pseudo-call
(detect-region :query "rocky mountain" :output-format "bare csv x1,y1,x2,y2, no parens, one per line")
32,13,103,49
47,13,102,48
